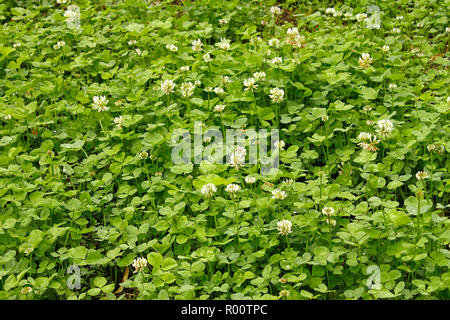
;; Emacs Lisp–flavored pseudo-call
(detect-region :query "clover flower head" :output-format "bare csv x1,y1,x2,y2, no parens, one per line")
92,95,109,112
382,45,390,52
243,77,258,91
166,44,178,52
180,82,195,97
356,13,367,22
139,151,148,159
192,39,203,52
272,189,287,200
216,38,231,50
325,8,336,15
21,287,33,295
388,83,397,90
277,219,292,235
269,87,284,103
203,53,212,62
214,104,225,112
253,71,266,81
53,41,65,50
180,66,189,73
322,206,335,217
274,140,285,150
201,183,217,197
5,114,12,120
279,289,290,297
213,87,224,95
375,119,394,138
219,18,228,25
132,257,148,273
245,176,256,184
221,76,231,85
161,79,176,95
270,6,282,15
225,183,241,194
392,27,401,34
128,40,137,46
358,53,373,68
268,38,280,47
113,116,124,129
271,56,283,64
416,171,428,180
229,146,246,169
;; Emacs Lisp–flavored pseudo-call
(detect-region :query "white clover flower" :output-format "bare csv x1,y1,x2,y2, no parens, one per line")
194,80,201,86
132,257,148,273
325,8,336,15
271,56,283,64
215,38,231,50
225,183,241,194
24,248,34,255
203,53,212,62
357,132,372,141
416,171,429,180
277,219,292,235
214,104,225,112
396,15,404,20
213,87,224,95
363,105,372,112
272,189,287,200
358,53,373,68
268,38,280,47
326,219,336,226
392,28,401,34
388,83,397,90
243,77,258,92
53,41,66,50
179,66,190,73
321,115,329,122
21,287,33,295
279,289,290,297
166,44,178,52
245,176,256,184
375,119,394,138
356,13,367,22
417,22,424,28
204,87,213,92
274,140,285,150
128,40,137,45
382,45,390,52
92,95,109,112
161,80,176,95
13,43,21,48
253,71,266,81
192,39,203,52
358,134,380,152
135,48,142,56
180,82,195,98
219,18,228,25
285,28,305,47
64,5,80,29
344,12,353,18
5,114,12,120
113,116,124,129
221,75,231,85
139,151,149,159
270,6,282,15
322,206,335,217
229,146,246,170
261,20,268,26
333,11,342,17
269,88,284,103
201,183,217,197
